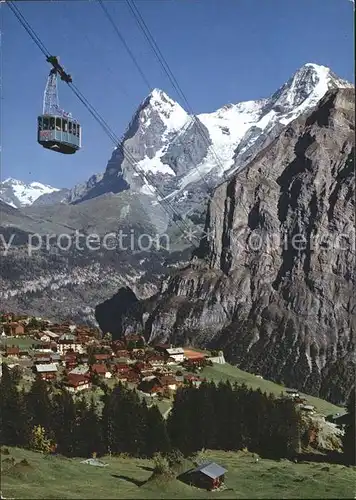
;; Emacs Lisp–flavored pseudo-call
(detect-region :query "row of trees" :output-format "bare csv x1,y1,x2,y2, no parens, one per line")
341,390,355,465
167,381,301,458
1,363,354,463
0,364,168,458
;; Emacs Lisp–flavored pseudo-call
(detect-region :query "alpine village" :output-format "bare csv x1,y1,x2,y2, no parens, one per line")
0,311,354,498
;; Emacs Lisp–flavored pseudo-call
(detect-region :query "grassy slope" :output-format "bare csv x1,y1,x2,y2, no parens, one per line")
200,364,343,416
2,447,355,499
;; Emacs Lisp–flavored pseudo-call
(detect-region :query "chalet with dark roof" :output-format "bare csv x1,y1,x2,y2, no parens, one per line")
183,462,227,490
94,353,112,362
5,346,20,357
91,364,112,378
65,374,91,393
35,363,58,381
4,322,25,336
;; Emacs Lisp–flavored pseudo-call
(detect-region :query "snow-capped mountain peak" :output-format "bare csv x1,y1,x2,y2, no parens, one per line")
140,87,189,136
0,178,60,208
268,63,353,116
101,87,192,195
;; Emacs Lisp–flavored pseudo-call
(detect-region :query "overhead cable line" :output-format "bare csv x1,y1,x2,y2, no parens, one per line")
98,0,228,222
125,0,227,180
97,0,152,92
95,0,252,242
6,0,199,248
7,1,50,57
125,0,255,223
61,0,133,101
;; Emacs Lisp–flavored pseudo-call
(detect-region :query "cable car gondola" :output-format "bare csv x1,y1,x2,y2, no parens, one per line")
37,58,81,155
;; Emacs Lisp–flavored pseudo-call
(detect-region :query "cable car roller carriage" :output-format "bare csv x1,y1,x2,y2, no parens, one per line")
37,56,81,154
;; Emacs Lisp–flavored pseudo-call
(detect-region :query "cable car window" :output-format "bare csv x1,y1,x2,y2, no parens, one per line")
43,117,49,130
76,124,80,137
62,120,68,132
56,117,61,131
38,117,43,131
68,121,72,134
73,123,77,135
50,117,55,130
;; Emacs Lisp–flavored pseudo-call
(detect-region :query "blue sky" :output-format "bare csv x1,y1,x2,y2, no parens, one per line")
2,0,354,189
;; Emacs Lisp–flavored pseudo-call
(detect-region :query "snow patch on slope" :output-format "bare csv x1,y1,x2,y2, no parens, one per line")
278,63,345,125
140,183,156,196
137,147,176,177
149,88,189,137
197,100,265,173
0,178,60,207
4,200,17,208
161,63,353,202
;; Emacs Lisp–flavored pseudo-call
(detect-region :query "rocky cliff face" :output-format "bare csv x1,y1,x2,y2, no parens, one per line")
113,88,355,404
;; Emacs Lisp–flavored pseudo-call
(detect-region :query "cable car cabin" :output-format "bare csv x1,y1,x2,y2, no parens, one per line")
37,115,81,154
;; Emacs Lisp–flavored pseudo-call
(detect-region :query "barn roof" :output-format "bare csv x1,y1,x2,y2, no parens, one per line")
92,364,108,373
36,363,58,373
192,462,227,479
166,347,184,355
41,330,59,339
69,365,89,375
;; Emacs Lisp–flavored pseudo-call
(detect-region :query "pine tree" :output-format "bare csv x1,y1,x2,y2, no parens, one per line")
51,389,77,456
136,337,145,349
87,397,104,456
233,383,250,449
87,346,96,367
29,425,53,453
257,393,277,456
26,376,53,431
342,390,355,465
74,397,103,457
118,389,147,456
103,383,124,454
193,381,217,450
267,399,300,459
244,388,269,453
101,389,113,454
0,363,29,446
167,386,197,455
102,383,140,455
144,405,171,457
212,381,237,450
73,397,88,456
127,340,136,351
